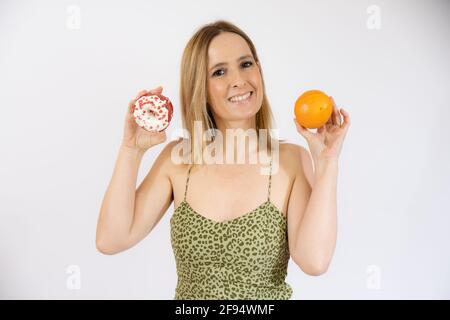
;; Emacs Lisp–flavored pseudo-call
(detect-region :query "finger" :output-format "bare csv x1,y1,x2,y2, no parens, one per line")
128,98,137,114
334,107,341,127
330,96,340,126
157,132,168,145
327,96,335,125
148,85,163,95
135,86,164,101
317,124,326,134
293,118,314,140
157,130,167,142
325,112,334,132
135,90,148,99
340,108,351,129
145,129,167,147
325,111,334,126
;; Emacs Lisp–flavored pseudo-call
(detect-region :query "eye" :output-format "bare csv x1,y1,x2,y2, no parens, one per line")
211,61,254,77
212,69,224,77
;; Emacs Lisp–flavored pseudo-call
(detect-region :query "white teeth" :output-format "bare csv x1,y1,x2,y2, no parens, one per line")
229,92,252,103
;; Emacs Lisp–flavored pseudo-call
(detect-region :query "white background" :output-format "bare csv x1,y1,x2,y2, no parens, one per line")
1,0,449,299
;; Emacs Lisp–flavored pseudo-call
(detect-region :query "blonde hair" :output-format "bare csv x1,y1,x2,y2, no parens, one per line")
179,20,280,163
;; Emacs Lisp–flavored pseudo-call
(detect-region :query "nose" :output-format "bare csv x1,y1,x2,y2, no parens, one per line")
229,69,247,88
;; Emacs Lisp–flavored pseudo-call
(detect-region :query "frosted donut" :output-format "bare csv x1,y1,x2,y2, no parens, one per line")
133,94,173,132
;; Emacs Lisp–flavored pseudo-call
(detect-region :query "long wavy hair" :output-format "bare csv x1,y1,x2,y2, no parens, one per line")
179,20,280,164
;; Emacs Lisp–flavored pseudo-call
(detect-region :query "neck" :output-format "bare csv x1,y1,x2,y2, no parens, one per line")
210,117,265,164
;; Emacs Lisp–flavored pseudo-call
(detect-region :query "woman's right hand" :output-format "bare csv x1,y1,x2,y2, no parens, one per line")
121,86,167,151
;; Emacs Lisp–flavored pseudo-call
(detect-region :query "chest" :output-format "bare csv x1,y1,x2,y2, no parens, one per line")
170,163,294,221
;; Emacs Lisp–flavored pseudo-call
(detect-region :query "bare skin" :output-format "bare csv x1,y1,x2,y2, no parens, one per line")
175,31,312,221
96,32,331,276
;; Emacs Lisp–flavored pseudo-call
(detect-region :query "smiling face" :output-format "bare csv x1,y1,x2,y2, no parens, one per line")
206,32,263,127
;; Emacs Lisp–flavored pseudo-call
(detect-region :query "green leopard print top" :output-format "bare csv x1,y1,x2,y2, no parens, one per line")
170,158,293,300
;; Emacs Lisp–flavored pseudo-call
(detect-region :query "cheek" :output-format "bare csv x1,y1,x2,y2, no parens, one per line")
207,82,226,116
208,82,230,116
250,72,263,102
208,82,226,102
251,69,263,87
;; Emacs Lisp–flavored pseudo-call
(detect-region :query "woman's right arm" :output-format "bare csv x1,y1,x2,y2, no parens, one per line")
95,86,176,255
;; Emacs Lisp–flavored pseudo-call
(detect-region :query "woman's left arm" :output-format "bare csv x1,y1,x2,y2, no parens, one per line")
288,97,351,276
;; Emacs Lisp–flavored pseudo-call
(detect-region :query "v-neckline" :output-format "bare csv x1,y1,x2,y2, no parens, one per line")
176,199,286,225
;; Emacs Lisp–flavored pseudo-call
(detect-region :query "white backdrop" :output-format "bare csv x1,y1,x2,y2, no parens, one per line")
1,0,449,299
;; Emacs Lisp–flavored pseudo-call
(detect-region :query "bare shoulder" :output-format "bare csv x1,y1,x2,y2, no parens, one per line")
156,137,192,205
279,142,314,188
279,142,311,168
156,137,188,174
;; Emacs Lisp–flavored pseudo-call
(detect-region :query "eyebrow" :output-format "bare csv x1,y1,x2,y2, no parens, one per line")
209,54,253,72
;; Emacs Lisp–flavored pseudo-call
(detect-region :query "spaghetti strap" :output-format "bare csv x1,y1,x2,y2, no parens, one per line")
184,165,193,201
267,157,273,202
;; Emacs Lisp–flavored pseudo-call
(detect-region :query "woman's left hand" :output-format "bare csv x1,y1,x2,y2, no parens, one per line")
293,96,351,163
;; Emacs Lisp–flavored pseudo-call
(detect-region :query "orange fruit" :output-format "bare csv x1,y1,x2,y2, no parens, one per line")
294,90,333,129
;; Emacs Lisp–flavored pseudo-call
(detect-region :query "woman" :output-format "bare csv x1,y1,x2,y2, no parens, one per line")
96,20,350,300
